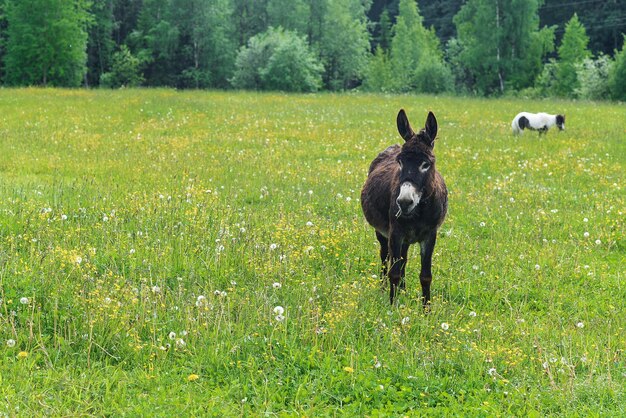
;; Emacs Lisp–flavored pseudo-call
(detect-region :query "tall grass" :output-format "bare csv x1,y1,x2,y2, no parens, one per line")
0,88,624,415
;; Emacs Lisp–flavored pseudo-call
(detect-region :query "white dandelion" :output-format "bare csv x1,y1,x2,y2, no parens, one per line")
196,295,207,307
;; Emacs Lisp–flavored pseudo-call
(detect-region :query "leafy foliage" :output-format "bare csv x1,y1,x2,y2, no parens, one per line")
555,14,591,97
4,0,91,87
575,54,613,100
608,35,626,101
0,0,625,96
319,0,371,90
231,27,323,92
99,45,144,88
454,0,551,95
365,0,452,94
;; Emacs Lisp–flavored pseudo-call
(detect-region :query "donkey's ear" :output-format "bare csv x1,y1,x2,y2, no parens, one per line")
397,109,415,142
424,111,437,144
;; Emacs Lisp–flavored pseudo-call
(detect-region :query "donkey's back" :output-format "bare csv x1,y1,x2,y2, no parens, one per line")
361,145,401,237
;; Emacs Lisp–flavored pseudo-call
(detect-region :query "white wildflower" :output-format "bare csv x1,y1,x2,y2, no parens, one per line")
195,295,207,307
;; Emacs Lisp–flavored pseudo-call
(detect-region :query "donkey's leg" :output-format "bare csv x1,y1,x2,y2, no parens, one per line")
388,231,405,304
419,233,437,307
399,243,409,290
375,231,388,286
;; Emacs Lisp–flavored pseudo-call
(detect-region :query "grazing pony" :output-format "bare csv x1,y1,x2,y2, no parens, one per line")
512,112,565,135
361,110,448,305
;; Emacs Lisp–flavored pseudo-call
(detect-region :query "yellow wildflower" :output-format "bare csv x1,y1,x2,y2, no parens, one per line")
187,374,200,382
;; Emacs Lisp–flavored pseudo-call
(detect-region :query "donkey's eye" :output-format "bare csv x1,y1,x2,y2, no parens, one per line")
419,162,431,172
397,159,403,168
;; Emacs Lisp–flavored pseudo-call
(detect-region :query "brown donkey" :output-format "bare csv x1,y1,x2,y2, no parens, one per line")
361,109,448,305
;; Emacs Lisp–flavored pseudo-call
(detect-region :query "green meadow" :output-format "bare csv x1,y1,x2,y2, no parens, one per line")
0,89,624,416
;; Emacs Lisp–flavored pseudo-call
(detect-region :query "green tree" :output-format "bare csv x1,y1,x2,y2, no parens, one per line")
99,44,144,88
388,0,451,93
319,0,371,90
376,8,392,51
129,0,179,86
363,46,393,91
171,0,236,88
609,35,626,101
267,0,309,35
129,0,236,88
231,27,322,92
5,0,92,86
454,0,551,95
203,0,237,88
0,0,8,81
305,0,327,47
555,13,590,97
232,0,269,46
87,0,115,86
575,54,613,100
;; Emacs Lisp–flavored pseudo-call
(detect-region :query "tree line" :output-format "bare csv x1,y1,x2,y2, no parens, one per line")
0,0,625,100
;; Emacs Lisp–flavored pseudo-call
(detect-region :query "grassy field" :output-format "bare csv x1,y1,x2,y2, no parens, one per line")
0,88,624,416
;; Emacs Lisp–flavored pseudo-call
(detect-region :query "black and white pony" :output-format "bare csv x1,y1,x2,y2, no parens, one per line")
511,112,565,135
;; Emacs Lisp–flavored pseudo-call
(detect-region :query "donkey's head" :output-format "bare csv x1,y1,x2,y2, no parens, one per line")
394,110,438,217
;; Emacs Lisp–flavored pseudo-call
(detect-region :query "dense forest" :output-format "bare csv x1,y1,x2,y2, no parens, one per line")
0,0,625,99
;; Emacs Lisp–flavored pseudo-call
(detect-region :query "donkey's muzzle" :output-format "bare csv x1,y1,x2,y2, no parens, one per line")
396,182,420,216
